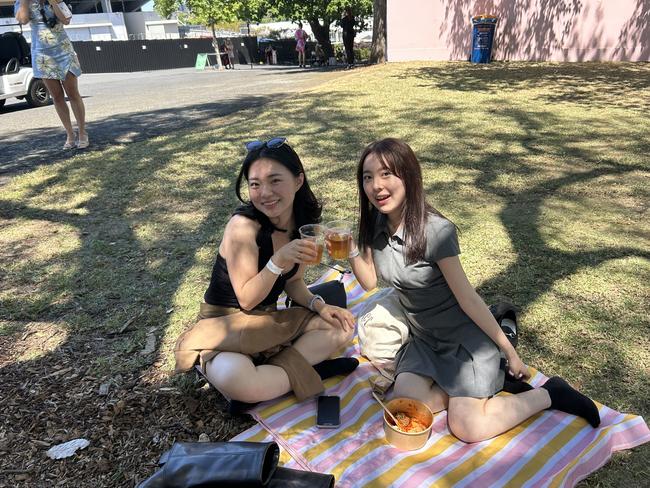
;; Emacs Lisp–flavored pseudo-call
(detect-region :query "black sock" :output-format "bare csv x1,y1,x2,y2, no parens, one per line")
502,370,534,394
313,357,359,380
227,399,258,416
541,376,600,428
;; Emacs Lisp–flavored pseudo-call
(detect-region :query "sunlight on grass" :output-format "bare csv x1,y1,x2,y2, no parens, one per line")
5,322,70,363
1,61,648,486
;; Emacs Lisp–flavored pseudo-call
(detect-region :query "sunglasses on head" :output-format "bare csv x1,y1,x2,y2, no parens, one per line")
244,137,287,152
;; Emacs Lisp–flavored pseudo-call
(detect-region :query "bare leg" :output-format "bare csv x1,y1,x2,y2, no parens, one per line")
62,72,86,139
43,78,74,142
204,316,353,403
393,372,449,413
205,352,291,402
291,315,354,364
447,390,552,443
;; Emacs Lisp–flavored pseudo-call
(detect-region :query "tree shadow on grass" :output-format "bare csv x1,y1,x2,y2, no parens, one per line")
0,95,277,187
0,68,648,485
0,88,376,485
394,62,650,112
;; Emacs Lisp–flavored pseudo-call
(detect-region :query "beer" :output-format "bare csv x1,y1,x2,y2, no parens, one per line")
298,224,325,265
307,243,324,265
326,230,351,260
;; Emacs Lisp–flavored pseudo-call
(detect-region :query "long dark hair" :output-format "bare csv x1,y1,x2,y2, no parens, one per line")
235,142,322,234
356,138,453,265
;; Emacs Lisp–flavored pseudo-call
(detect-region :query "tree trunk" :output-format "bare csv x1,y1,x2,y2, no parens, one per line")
211,25,224,70
370,0,387,63
308,18,334,59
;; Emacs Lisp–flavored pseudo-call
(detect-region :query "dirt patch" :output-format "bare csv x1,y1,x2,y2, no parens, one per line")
0,330,255,487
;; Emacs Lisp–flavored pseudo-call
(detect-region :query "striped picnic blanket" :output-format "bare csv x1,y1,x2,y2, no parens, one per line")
231,270,650,487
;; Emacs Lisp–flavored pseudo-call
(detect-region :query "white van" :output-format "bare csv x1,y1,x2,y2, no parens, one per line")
0,29,51,110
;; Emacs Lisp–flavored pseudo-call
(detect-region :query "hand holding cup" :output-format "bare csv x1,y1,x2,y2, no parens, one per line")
325,220,352,260
298,224,325,265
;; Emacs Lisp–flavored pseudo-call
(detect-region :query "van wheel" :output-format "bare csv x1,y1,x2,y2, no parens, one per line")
26,79,51,107
0,99,5,110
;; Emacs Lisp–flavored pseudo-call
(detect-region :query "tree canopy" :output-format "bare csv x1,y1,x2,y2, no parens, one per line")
154,0,376,60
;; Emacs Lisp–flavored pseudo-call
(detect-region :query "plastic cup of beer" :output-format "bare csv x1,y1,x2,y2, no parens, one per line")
298,224,325,265
325,220,352,260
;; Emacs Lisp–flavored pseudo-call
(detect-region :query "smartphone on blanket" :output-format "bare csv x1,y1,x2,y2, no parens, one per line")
316,395,340,428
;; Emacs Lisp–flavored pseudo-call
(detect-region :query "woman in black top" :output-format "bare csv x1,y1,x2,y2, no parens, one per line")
340,6,356,68
175,138,355,406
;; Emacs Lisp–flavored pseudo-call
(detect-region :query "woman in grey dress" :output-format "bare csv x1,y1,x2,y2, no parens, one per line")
15,0,88,149
346,138,600,442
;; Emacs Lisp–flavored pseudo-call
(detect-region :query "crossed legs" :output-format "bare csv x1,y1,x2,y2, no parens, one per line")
205,315,354,403
43,72,86,144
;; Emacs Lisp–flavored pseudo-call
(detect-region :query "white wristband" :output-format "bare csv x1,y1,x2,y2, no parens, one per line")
348,248,360,259
265,258,283,275
308,294,325,312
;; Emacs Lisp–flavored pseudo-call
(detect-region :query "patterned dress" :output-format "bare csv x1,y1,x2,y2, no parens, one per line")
15,0,81,80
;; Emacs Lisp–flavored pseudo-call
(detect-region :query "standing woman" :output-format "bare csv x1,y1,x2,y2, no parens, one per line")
346,138,600,442
340,6,356,68
225,38,236,69
175,138,357,411
15,0,88,149
295,22,308,68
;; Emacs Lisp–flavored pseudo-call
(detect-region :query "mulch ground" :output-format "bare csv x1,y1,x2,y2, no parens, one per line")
0,325,255,487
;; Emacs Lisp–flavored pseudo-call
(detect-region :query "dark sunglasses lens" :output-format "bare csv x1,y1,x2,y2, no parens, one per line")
267,137,287,148
245,140,264,152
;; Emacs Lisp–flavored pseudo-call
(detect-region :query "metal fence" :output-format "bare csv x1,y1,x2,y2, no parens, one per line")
72,36,259,73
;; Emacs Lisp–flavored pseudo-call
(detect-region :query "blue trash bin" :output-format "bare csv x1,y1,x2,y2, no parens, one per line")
471,15,498,63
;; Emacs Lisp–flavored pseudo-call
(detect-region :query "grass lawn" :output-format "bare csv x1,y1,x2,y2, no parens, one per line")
1,61,648,486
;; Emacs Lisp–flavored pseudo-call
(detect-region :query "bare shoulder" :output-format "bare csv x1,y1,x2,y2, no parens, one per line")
222,215,260,254
224,214,260,240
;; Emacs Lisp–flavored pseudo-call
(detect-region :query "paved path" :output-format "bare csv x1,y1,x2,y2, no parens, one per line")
0,65,346,185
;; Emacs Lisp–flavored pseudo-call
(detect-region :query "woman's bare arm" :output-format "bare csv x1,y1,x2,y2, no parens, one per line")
15,0,30,24
221,216,282,310
348,244,378,291
438,255,529,379
47,0,71,25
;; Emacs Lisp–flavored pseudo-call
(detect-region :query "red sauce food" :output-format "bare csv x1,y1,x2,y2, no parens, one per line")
393,411,427,433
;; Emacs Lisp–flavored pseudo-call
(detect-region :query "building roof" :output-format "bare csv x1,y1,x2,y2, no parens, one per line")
1,0,150,17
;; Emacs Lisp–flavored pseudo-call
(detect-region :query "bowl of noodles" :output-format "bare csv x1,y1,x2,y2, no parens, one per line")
383,397,434,450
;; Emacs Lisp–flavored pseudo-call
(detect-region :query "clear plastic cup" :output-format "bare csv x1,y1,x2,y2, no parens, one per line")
298,224,325,265
325,220,352,260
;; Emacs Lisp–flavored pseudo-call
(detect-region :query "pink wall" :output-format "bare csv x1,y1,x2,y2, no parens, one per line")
387,0,649,62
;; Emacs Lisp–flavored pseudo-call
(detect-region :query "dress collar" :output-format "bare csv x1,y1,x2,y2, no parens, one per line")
373,212,405,242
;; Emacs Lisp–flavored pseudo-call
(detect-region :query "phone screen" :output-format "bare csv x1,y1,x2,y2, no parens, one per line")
316,395,340,428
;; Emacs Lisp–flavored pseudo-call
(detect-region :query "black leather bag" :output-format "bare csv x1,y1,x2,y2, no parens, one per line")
286,268,350,310
138,441,334,488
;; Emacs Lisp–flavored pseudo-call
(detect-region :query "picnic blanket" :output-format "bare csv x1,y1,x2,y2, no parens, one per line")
231,270,650,487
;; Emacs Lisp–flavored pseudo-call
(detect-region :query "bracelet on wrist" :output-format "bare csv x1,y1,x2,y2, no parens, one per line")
308,294,325,312
348,248,360,259
265,258,283,275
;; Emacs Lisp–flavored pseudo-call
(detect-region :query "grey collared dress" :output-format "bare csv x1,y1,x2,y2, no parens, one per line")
371,211,505,398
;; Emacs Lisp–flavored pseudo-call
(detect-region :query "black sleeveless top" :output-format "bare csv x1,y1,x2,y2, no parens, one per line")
204,204,300,309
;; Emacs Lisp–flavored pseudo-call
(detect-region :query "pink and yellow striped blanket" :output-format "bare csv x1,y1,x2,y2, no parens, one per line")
231,270,650,487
